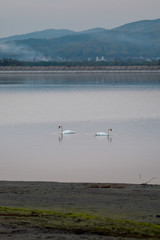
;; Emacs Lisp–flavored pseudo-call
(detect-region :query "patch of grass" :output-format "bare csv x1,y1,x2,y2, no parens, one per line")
0,206,160,239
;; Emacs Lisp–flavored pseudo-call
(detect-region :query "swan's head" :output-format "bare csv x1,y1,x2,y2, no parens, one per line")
58,126,62,129
108,128,112,132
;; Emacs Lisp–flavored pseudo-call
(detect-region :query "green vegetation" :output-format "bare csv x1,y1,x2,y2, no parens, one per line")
0,206,160,239
0,58,22,66
0,58,160,67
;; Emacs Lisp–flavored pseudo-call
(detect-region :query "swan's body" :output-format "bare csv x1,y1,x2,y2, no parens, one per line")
58,126,75,134
95,128,112,136
62,130,75,134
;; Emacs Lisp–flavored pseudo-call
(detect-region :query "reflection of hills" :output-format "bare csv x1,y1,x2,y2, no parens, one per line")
0,72,160,86
0,19,160,60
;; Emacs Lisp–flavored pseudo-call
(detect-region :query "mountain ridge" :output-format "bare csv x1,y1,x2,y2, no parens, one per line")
113,18,160,32
0,19,160,61
0,28,107,42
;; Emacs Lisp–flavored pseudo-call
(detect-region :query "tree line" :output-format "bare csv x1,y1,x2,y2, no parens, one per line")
0,58,160,67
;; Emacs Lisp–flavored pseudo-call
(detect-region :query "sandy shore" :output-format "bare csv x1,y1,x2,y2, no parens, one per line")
0,181,160,239
0,65,160,73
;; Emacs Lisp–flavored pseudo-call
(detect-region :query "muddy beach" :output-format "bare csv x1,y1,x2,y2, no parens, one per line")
0,181,160,239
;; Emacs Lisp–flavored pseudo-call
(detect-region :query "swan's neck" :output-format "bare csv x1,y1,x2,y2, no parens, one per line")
107,129,111,135
60,126,63,133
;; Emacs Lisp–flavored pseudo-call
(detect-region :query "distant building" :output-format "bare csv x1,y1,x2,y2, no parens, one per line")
101,56,105,61
96,56,99,62
96,56,106,62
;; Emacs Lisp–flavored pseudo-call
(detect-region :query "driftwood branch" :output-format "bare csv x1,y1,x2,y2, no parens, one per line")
141,177,156,185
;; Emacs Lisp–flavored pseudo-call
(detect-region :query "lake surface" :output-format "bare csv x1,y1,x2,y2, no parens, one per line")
0,72,160,184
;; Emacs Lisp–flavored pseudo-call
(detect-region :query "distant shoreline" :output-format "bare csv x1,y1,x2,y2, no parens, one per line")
0,65,160,73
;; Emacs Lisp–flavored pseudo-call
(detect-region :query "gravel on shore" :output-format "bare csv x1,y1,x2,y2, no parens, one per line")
0,181,160,240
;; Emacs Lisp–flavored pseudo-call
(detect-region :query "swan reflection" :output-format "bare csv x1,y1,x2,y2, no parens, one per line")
59,133,63,142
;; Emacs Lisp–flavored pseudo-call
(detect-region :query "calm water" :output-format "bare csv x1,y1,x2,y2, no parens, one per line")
0,72,160,184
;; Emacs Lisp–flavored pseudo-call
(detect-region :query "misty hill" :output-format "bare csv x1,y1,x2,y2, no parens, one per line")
0,28,106,42
80,28,106,34
0,19,160,61
113,19,160,33
0,29,75,42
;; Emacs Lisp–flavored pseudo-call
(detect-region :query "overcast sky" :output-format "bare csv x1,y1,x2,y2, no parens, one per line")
0,0,160,38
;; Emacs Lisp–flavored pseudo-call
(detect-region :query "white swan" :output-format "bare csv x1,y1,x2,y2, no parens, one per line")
95,128,112,136
58,126,75,134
